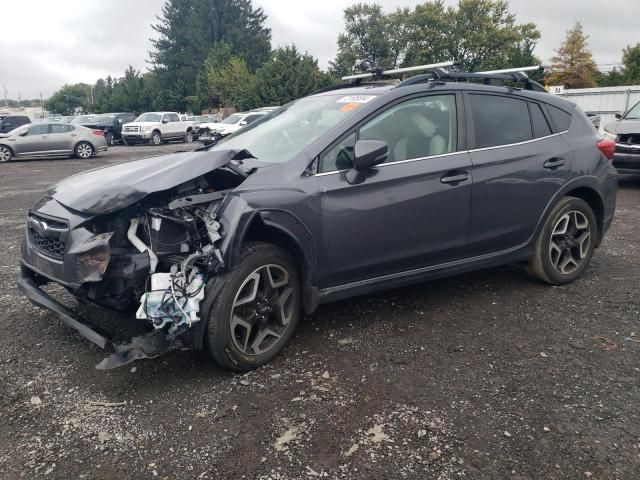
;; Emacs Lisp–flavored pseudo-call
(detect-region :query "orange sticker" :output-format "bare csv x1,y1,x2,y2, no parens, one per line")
339,102,361,113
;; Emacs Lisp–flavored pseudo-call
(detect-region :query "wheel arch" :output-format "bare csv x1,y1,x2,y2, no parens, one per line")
241,212,318,316
0,143,14,155
532,176,606,250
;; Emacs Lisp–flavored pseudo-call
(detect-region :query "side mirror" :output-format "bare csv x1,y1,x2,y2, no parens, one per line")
118,118,123,124
239,120,247,126
346,140,388,185
20,130,29,137
614,112,623,120
162,119,169,124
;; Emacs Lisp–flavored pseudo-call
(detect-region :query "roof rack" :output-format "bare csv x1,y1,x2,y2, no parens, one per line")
341,61,456,81
395,65,546,92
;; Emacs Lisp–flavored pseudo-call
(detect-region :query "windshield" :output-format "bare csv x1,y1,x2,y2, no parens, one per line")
8,124,31,136
71,115,95,124
135,113,162,122
209,93,379,164
221,114,243,125
625,102,640,119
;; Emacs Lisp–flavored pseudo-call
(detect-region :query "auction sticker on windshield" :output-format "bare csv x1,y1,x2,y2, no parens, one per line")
336,95,376,104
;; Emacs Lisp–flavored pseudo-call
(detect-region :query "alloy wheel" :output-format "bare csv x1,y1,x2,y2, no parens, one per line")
0,146,11,162
76,143,93,159
152,133,161,145
185,132,193,143
230,264,295,356
549,210,591,275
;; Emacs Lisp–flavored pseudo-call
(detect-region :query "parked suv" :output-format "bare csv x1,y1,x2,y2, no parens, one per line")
18,66,617,371
72,112,135,145
0,115,31,134
121,112,195,145
200,108,275,140
602,100,640,174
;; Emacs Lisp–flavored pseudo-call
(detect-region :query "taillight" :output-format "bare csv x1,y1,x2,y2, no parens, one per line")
91,130,105,136
596,138,615,161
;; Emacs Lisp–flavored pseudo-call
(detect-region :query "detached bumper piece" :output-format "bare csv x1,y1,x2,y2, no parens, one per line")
17,266,174,370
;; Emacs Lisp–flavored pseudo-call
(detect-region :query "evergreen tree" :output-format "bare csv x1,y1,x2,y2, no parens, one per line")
256,46,331,106
621,43,640,84
546,22,598,88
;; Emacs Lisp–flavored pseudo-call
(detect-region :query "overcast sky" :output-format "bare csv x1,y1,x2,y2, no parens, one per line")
1,0,637,99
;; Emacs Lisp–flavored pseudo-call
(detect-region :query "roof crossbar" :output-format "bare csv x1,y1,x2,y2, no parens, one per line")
394,65,546,92
341,61,456,81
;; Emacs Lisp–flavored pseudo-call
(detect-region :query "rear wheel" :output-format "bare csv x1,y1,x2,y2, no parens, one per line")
0,145,12,163
74,142,94,159
527,196,597,285
105,132,114,146
149,131,162,146
184,131,193,143
206,242,301,371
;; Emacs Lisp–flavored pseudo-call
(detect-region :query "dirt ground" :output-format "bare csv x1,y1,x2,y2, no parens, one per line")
0,144,638,480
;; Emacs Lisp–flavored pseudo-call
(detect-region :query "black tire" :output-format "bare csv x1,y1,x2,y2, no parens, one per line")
0,145,13,163
206,242,302,371
184,130,194,144
527,196,597,285
149,131,162,146
105,132,114,146
74,141,94,159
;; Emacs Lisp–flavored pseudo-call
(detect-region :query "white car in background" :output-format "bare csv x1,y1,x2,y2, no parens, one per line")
199,107,278,140
121,112,195,146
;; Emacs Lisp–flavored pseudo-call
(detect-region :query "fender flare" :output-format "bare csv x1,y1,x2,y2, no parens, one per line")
528,175,606,248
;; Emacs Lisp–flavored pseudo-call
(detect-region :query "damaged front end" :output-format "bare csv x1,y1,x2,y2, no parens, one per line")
18,149,254,369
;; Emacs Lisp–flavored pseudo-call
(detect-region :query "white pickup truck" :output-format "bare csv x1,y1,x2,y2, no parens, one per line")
121,112,195,146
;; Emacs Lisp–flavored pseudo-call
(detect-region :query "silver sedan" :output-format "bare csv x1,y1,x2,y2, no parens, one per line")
0,122,108,163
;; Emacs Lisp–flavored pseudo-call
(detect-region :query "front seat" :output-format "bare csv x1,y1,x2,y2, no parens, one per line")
393,110,446,160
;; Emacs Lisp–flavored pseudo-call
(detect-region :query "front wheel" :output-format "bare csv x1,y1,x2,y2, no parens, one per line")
74,142,94,159
0,145,13,163
105,132,114,146
527,196,597,285
149,131,162,146
206,242,301,371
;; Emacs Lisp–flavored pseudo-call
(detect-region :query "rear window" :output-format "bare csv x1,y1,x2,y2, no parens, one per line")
469,94,532,148
530,103,552,138
547,105,572,132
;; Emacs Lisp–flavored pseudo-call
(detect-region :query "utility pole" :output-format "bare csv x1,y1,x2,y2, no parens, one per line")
40,93,45,119
3,85,7,108
18,91,21,108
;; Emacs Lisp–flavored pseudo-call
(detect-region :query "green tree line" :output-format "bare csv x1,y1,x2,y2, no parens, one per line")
46,0,640,116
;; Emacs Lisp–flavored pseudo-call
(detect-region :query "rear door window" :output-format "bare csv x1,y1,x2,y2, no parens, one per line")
469,94,532,148
529,102,552,138
50,124,73,134
546,105,572,132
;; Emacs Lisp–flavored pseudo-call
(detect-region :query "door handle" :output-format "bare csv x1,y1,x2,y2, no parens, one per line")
543,157,565,169
440,172,470,184
41,136,48,139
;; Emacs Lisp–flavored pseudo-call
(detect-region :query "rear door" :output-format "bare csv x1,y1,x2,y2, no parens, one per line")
315,92,473,287
48,123,76,153
465,93,573,255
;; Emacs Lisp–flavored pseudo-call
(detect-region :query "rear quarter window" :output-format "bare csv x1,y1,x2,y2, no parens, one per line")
547,105,572,132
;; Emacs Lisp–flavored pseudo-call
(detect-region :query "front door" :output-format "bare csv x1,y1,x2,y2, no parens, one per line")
314,93,472,287
13,123,51,156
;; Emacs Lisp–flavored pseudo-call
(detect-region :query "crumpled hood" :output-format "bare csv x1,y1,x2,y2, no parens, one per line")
603,119,640,135
47,149,248,215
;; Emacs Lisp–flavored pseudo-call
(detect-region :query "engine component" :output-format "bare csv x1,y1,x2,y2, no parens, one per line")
136,269,206,330
127,217,158,273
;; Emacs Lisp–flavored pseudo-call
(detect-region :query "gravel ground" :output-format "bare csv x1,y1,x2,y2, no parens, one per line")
0,144,639,480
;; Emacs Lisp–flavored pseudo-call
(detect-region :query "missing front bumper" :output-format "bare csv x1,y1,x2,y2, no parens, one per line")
17,265,175,369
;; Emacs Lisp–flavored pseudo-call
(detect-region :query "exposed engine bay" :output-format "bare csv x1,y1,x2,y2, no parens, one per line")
19,149,256,369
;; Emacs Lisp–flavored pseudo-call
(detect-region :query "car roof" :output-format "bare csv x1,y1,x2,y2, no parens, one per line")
311,81,576,111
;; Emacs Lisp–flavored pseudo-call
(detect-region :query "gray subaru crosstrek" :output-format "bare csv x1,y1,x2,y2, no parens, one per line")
18,67,618,371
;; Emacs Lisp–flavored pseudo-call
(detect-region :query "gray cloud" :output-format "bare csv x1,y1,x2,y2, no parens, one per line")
0,0,637,100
